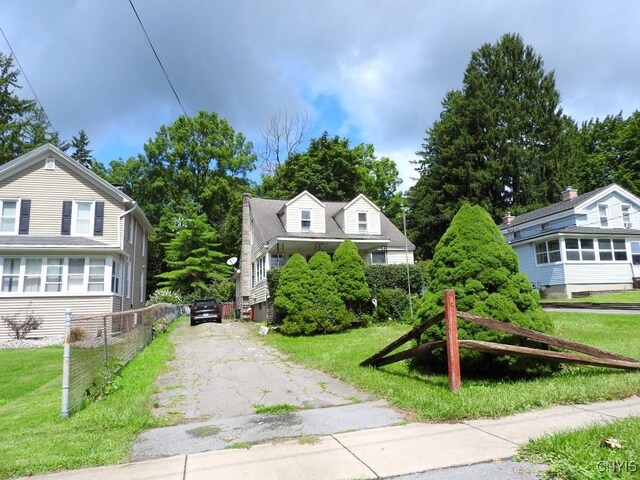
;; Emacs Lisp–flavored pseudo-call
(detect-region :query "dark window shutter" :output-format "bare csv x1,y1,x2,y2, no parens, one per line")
18,199,31,235
61,201,72,235
94,202,104,236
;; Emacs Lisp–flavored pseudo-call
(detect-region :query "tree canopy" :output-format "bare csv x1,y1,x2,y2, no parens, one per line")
70,129,93,168
408,33,579,258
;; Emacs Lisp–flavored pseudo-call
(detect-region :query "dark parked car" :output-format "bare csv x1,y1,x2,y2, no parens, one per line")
189,299,222,326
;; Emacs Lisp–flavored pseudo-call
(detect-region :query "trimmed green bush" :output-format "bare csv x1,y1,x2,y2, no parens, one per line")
273,254,313,322
365,264,425,293
332,240,370,311
374,288,412,323
413,204,555,377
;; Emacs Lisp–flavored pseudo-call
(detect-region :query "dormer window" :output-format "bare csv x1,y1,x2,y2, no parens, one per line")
599,204,609,227
301,209,311,232
358,212,367,233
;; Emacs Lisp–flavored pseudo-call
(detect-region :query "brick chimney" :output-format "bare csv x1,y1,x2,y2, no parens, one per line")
240,193,252,320
502,212,515,225
561,186,578,201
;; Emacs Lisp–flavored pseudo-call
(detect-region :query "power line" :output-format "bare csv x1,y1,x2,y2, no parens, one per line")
0,23,57,133
128,0,189,118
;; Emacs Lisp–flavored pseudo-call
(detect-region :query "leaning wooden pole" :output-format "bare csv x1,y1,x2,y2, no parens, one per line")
444,290,461,392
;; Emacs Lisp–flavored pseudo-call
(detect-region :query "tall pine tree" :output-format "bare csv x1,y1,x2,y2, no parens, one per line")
71,129,93,168
408,33,579,258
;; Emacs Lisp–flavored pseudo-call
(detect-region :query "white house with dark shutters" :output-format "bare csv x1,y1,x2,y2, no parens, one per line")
0,144,153,340
238,191,415,321
500,184,640,298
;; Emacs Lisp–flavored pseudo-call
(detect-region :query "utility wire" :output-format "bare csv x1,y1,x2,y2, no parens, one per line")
0,23,57,133
128,0,189,118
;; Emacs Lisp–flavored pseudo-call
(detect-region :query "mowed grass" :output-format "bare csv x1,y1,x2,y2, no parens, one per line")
542,290,640,303
264,312,640,421
519,417,640,480
0,318,182,480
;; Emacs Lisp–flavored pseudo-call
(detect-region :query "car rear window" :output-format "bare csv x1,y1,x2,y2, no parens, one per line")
194,299,217,306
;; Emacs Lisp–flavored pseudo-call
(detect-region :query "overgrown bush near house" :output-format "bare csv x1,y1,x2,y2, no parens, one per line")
332,240,371,312
274,254,313,324
145,288,185,306
206,278,235,302
70,327,87,343
413,204,556,377
374,288,412,323
1,303,43,339
365,264,425,293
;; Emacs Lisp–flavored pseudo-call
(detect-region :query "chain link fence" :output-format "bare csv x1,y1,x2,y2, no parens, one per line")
62,303,180,416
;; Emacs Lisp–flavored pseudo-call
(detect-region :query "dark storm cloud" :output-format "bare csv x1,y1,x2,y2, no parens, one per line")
1,0,638,185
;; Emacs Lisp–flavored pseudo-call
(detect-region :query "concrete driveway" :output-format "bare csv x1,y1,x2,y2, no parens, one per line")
132,319,407,460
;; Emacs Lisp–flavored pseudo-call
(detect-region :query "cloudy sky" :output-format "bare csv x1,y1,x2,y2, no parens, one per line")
2,1,639,188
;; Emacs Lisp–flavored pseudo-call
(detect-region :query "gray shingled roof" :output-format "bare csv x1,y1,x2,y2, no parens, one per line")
502,185,611,229
0,236,111,247
509,225,640,245
249,197,415,249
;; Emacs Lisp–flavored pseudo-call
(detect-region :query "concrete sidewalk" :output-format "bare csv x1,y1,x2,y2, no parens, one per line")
21,397,640,480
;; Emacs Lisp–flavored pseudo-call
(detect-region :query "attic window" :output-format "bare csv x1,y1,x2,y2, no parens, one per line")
599,204,609,227
541,222,550,231
301,209,311,232
44,157,55,170
358,212,367,233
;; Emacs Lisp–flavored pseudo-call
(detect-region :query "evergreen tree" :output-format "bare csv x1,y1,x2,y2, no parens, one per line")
413,203,555,377
409,33,578,258
156,208,231,297
274,254,314,334
0,52,36,164
332,240,371,311
71,129,93,168
308,251,353,333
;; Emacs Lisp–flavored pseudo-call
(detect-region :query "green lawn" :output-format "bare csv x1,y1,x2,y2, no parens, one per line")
542,290,640,303
264,312,640,421
0,318,182,480
519,417,640,480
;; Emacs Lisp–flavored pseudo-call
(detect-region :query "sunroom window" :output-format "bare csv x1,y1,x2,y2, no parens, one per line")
535,240,561,264
598,239,627,261
565,239,595,261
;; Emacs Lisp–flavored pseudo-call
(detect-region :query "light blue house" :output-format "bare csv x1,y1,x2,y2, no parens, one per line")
500,184,640,298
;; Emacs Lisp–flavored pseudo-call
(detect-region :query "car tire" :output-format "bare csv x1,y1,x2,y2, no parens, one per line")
190,319,196,327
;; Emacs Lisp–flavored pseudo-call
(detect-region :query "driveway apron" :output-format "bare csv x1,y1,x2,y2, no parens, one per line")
132,319,407,460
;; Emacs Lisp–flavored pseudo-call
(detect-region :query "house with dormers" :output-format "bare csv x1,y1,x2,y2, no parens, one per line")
0,144,152,340
500,184,640,298
238,191,415,320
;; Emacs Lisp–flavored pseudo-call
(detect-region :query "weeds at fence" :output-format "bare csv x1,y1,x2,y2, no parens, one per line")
64,303,180,415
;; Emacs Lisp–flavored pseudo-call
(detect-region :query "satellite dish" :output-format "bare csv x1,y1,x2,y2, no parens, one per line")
226,256,238,266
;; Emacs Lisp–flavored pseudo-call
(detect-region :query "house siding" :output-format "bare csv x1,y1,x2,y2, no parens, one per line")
514,243,565,286
387,249,414,265
285,194,326,233
578,191,640,229
342,198,381,235
0,295,114,340
334,210,346,231
0,157,121,246
564,263,633,285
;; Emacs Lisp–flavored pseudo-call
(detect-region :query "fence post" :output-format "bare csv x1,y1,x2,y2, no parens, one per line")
61,308,72,417
444,290,461,392
102,315,109,365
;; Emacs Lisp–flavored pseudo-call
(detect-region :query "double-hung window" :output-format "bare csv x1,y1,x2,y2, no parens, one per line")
598,239,627,261
358,212,367,233
564,239,595,261
622,205,632,228
301,210,311,232
23,258,43,292
371,249,387,265
632,242,640,265
88,259,105,292
67,258,85,292
0,200,18,234
73,201,93,235
111,260,121,294
270,254,286,268
598,204,609,227
1,258,20,292
45,258,64,292
535,240,561,264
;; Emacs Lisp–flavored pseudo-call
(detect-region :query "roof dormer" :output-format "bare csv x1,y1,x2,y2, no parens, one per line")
279,190,326,233
334,194,381,235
